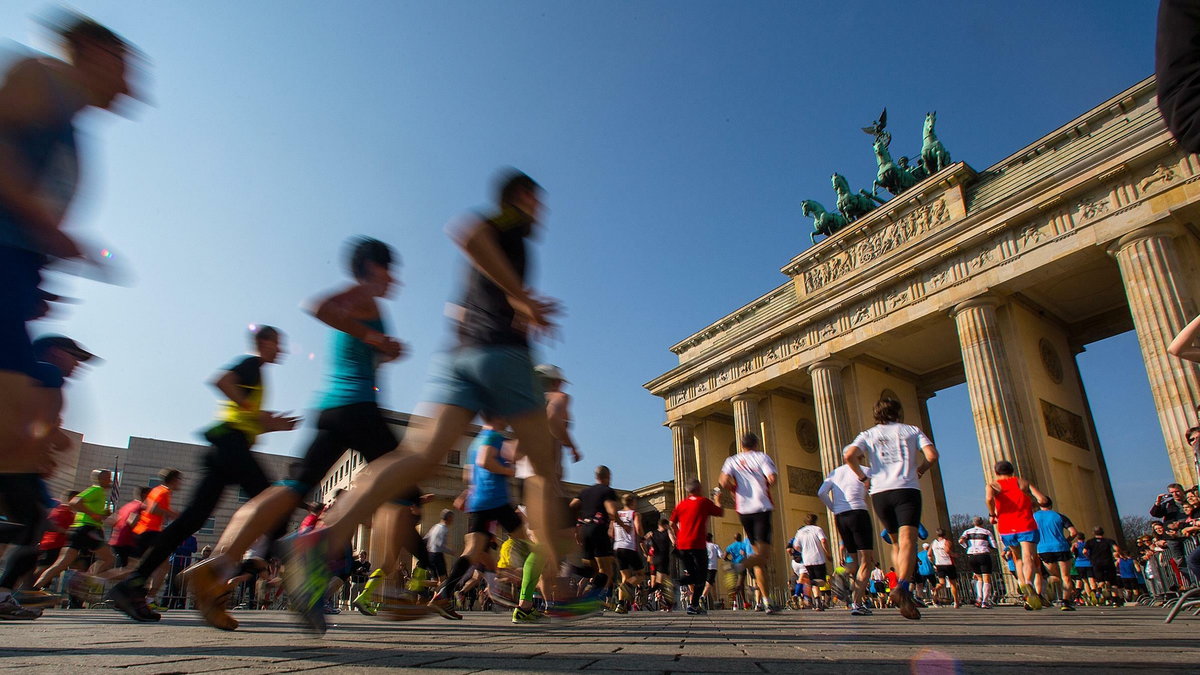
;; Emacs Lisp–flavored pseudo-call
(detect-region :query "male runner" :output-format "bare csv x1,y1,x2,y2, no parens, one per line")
31,469,114,593
703,533,722,609
719,432,779,613
613,494,644,614
647,517,674,609
571,465,625,598
424,510,454,582
1032,498,1078,610
536,364,581,468
930,529,961,608
280,172,590,630
791,514,831,611
958,517,997,608
844,398,938,620
109,488,150,569
986,460,1050,610
670,480,723,615
817,463,874,615
111,326,298,622
723,532,751,610
182,237,406,632
915,543,935,603
130,468,182,612
1082,527,1121,605
34,491,78,580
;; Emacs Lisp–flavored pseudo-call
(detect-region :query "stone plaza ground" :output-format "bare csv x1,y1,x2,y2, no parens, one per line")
1,605,1197,674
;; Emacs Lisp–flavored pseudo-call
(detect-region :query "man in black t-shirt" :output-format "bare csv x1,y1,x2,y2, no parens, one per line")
646,518,674,608
1082,526,1121,605
571,466,627,597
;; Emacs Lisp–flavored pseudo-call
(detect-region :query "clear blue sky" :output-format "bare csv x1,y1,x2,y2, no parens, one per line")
6,1,1169,519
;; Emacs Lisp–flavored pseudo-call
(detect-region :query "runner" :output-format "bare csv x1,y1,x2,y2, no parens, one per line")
929,529,961,608
915,543,935,604
1082,527,1121,605
109,488,150,569
110,326,298,622
34,491,78,581
670,480,723,615
571,465,625,599
180,236,405,632
613,494,644,614
30,469,114,596
723,532,751,610
535,364,581,470
646,517,674,610
718,432,779,614
1032,498,1079,611
703,533,722,610
958,517,998,608
790,514,831,611
843,398,938,620
279,172,592,631
817,463,875,615
985,460,1050,610
127,468,183,612
424,510,454,582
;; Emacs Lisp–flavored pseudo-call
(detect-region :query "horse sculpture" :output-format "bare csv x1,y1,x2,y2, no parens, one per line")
921,111,951,175
832,172,885,223
872,132,916,196
802,199,848,243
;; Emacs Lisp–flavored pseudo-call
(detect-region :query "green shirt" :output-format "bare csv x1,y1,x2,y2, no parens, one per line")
73,485,108,528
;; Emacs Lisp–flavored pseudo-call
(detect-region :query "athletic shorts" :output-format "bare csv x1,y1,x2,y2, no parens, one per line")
0,246,43,377
739,511,773,545
1092,562,1118,585
967,553,993,575
284,402,397,495
580,522,614,560
68,524,104,553
1076,565,1093,579
429,552,448,579
134,530,160,558
806,563,828,581
38,547,62,566
1039,549,1072,564
706,569,717,585
1119,577,1137,590
871,488,922,532
1000,529,1039,548
467,504,523,534
422,346,543,418
870,580,886,594
652,556,670,574
835,509,874,553
615,548,643,571
935,564,958,580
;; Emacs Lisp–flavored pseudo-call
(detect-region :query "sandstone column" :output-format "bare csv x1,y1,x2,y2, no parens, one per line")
808,359,853,555
1110,224,1200,484
731,393,760,443
670,420,697,505
951,295,1037,484
917,391,952,535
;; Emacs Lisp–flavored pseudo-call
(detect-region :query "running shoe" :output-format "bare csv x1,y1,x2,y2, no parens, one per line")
545,588,605,621
12,589,62,609
1060,602,1077,612
1019,584,1043,611
407,567,431,592
352,595,379,616
147,602,169,613
512,606,548,624
108,580,161,622
322,603,341,615
179,556,239,631
850,603,870,616
890,587,921,620
281,530,332,635
685,605,704,615
763,604,779,615
0,598,41,620
428,593,463,620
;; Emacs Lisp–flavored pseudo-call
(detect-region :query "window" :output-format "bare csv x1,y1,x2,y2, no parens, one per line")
237,488,250,504
198,517,216,535
447,451,461,466
148,478,161,487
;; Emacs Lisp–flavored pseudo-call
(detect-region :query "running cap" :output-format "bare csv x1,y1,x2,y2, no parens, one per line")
534,364,568,382
32,335,99,362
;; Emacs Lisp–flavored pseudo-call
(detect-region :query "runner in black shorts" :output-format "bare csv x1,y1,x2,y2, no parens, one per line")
571,466,624,598
720,433,779,613
646,518,673,609
818,463,875,615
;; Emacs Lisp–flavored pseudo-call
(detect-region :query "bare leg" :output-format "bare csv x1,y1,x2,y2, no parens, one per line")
32,548,79,589
212,487,303,563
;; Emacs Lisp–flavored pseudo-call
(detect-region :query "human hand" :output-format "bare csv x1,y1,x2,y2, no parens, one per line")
510,293,561,340
365,332,405,361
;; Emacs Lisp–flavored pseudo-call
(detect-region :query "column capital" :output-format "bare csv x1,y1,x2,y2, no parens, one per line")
916,388,938,402
730,391,762,404
1107,221,1187,257
950,293,1004,319
807,357,848,374
667,418,696,431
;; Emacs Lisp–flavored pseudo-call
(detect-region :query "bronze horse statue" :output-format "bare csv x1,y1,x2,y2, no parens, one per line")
872,132,916,196
802,199,848,243
833,173,885,222
921,111,951,175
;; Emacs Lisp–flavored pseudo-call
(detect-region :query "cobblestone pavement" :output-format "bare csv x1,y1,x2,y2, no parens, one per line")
1,605,1197,674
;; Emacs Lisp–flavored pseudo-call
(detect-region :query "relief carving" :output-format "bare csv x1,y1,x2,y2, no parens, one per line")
1077,196,1110,220
787,465,823,496
1139,163,1176,193
1019,222,1047,248
1040,399,1089,450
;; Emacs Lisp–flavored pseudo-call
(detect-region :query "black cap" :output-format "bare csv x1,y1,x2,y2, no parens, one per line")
31,335,100,363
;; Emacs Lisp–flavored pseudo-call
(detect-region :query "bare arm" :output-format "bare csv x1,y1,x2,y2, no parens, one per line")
68,493,105,522
916,444,938,478
309,287,403,360
843,445,869,483
477,445,515,477
546,394,580,461
1169,314,1200,363
985,484,998,523
451,217,558,334
606,499,628,531
718,472,736,492
1025,480,1049,506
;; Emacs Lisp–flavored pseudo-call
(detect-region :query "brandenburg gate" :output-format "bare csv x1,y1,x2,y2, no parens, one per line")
645,76,1200,587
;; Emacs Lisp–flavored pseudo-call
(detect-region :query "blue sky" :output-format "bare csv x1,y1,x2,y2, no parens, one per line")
6,1,1170,519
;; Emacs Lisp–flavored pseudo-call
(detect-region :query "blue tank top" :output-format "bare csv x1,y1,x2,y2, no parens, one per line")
0,61,80,252
317,317,384,409
1072,540,1091,567
467,429,511,512
1033,509,1072,553
1118,558,1136,579
917,550,934,576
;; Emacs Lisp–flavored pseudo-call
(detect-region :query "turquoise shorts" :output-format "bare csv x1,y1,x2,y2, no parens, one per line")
422,346,544,417
1001,529,1040,548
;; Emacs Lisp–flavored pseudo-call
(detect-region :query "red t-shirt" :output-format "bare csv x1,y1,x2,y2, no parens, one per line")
885,571,899,589
670,495,723,550
110,499,145,547
39,503,75,550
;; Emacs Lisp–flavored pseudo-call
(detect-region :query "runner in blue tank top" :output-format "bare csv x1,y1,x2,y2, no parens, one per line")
1033,499,1079,610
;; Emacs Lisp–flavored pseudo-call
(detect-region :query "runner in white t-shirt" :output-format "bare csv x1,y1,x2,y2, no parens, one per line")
930,529,962,608
817,464,875,615
612,494,643,614
703,533,722,607
790,514,831,610
844,398,938,620
718,432,779,614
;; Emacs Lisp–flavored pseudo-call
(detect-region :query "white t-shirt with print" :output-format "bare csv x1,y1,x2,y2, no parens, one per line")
848,423,933,494
720,450,778,514
706,542,723,570
931,537,954,566
791,525,828,566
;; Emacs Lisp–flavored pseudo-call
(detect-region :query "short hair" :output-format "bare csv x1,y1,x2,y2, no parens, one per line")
1040,497,1053,508
685,478,701,494
60,15,127,54
440,509,454,521
65,490,79,501
805,513,818,526
347,236,394,280
994,460,1015,476
496,169,540,205
253,325,280,344
706,532,714,542
159,468,182,484
1169,483,1185,491
91,469,110,482
873,398,903,424
596,465,611,481
740,432,759,450
936,528,946,537
734,532,743,540
1187,426,1200,442
137,486,151,500
1093,526,1105,536
973,516,985,527
622,493,636,507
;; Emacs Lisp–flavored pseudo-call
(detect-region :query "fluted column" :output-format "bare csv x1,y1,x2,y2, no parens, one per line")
670,420,697,505
808,359,852,556
1110,224,1200,484
917,390,951,535
731,393,760,443
952,295,1037,484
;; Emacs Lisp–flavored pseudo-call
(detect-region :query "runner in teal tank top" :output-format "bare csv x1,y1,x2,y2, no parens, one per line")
319,316,385,409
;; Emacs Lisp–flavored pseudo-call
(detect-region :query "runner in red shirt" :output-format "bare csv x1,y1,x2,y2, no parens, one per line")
37,492,78,573
669,479,723,615
109,488,151,568
986,460,1050,610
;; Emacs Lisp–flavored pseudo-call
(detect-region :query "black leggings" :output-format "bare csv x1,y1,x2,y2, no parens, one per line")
287,403,397,495
0,474,47,589
133,426,280,580
677,549,707,608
